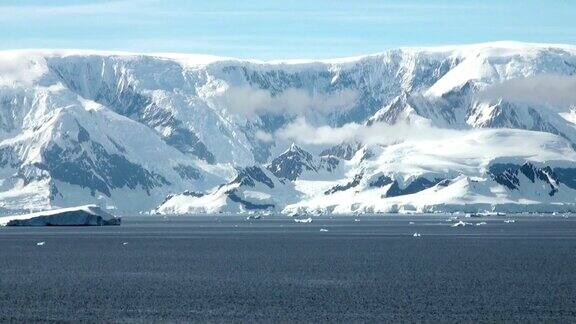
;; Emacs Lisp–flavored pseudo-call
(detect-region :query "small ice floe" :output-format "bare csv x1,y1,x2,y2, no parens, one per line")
246,215,261,220
504,219,516,224
36,241,45,246
354,218,361,222
409,221,415,225
412,233,422,237
294,217,313,223
451,221,470,227
475,222,487,226
479,211,506,216
319,228,329,232
122,242,128,245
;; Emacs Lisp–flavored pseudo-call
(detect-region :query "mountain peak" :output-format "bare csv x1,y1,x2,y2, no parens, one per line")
267,144,316,181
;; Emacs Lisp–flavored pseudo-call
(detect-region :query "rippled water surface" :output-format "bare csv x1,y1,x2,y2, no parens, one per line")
1,215,575,322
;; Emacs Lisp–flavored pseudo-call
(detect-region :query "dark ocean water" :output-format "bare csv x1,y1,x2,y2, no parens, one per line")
1,215,575,322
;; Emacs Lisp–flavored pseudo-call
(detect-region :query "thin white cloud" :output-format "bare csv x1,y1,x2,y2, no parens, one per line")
254,130,274,142
275,117,462,146
477,74,576,108
209,85,358,117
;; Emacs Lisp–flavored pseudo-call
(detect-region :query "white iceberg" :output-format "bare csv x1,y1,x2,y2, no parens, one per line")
0,205,121,226
504,219,516,223
451,221,471,227
294,217,313,223
412,233,422,237
319,228,329,232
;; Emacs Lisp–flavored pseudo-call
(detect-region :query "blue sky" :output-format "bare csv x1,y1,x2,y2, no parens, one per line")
1,0,575,59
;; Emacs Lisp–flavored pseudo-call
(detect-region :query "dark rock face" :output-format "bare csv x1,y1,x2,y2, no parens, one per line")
0,146,20,168
385,177,444,198
267,144,316,181
173,165,202,180
553,168,576,189
319,156,340,172
489,162,559,196
325,173,363,195
369,175,393,188
231,166,275,189
226,190,274,210
489,163,521,190
37,141,169,197
77,124,91,142
320,142,362,161
163,126,215,164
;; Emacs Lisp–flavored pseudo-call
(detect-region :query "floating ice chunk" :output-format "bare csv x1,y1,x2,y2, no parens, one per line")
412,233,422,237
294,217,313,223
409,221,415,225
122,242,128,245
476,211,507,216
319,228,329,232
246,215,262,220
0,205,121,226
504,219,516,223
36,241,45,246
475,222,487,226
354,218,361,222
451,221,470,227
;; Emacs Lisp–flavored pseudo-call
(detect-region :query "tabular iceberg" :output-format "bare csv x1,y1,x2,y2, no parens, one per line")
0,205,121,226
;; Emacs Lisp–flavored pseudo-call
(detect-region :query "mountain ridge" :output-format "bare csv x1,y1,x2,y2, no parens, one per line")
1,41,576,214
3,40,576,65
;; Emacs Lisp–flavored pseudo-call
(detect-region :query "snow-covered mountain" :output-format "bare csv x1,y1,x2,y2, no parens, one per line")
2,42,576,214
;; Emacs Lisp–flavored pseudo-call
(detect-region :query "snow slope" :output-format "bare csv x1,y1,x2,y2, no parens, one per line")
285,128,576,214
1,42,576,214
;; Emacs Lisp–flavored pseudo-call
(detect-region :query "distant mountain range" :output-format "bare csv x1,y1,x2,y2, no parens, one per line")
1,42,576,215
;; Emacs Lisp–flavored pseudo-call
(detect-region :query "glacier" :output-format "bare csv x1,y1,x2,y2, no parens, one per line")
0,42,576,215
